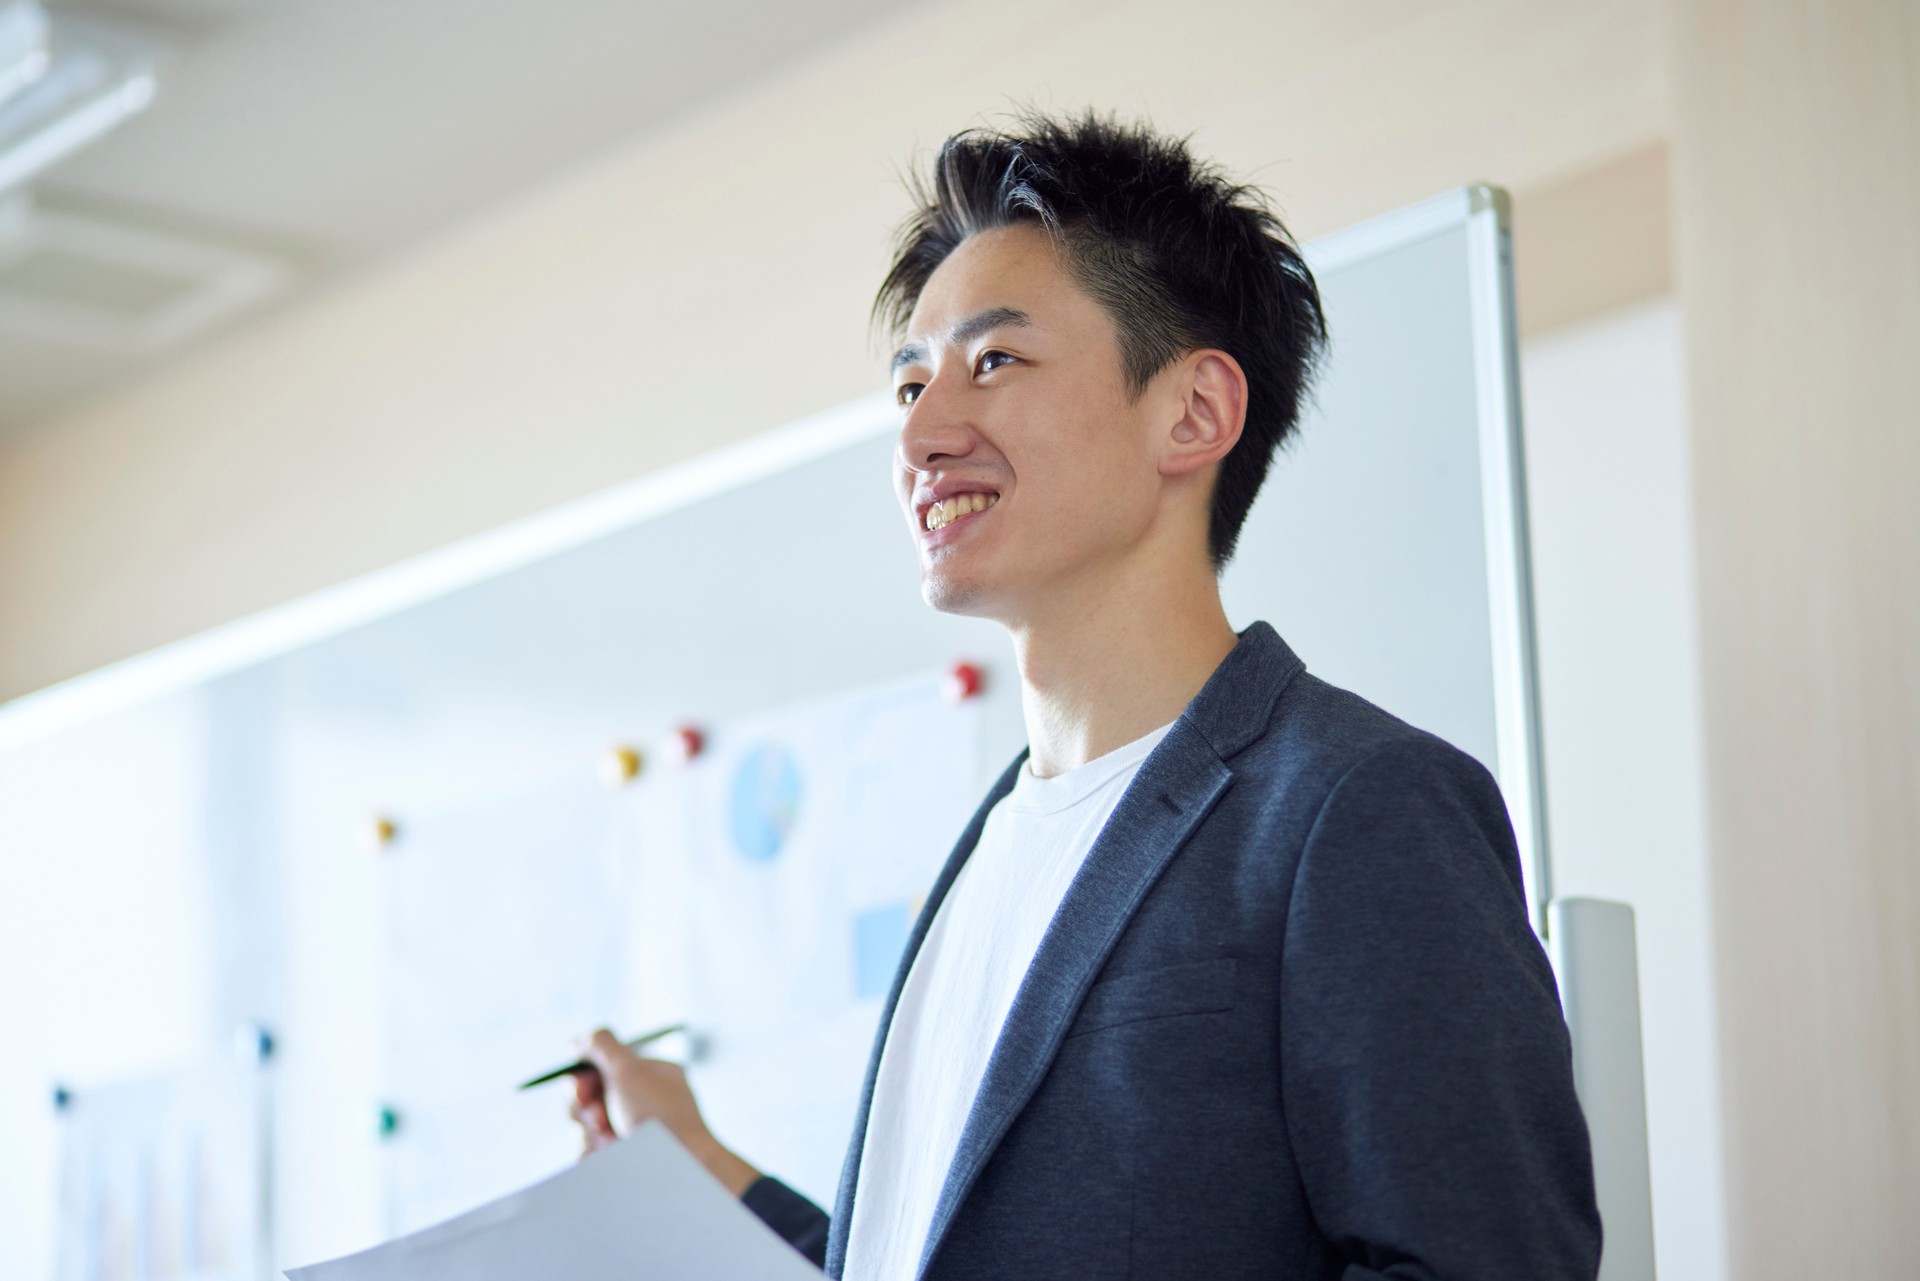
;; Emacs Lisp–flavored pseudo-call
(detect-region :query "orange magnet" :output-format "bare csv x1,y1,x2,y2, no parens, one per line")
601,744,644,786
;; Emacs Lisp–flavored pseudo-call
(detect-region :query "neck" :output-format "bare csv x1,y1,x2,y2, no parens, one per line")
1007,555,1238,779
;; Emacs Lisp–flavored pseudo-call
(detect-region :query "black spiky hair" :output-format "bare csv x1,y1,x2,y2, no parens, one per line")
875,110,1328,568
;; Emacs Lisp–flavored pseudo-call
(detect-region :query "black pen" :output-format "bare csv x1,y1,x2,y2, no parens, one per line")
516,1023,689,1090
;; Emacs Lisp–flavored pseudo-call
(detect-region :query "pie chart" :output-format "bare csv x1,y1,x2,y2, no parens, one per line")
728,741,803,863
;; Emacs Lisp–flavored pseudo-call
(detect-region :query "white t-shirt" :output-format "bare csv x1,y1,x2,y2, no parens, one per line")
841,722,1175,1281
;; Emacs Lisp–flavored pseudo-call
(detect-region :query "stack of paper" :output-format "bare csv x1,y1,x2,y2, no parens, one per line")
287,1125,821,1280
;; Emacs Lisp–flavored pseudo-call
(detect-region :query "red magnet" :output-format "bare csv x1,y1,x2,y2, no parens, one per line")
943,661,985,704
669,724,706,763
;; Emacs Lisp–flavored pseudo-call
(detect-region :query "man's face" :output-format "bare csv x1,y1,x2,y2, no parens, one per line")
891,224,1168,622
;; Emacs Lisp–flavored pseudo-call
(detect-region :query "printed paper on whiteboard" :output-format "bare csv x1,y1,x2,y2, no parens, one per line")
54,1060,268,1281
629,673,981,1205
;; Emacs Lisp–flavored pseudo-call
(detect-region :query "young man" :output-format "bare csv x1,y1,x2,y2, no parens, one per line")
572,113,1601,1280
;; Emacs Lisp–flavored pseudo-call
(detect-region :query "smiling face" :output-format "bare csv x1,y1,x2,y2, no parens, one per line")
891,224,1176,624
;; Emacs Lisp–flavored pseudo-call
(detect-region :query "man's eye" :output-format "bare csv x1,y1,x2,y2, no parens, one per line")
977,350,1015,375
896,383,924,407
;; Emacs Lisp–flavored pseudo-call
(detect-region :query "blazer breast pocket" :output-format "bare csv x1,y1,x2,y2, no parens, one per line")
1066,956,1239,1038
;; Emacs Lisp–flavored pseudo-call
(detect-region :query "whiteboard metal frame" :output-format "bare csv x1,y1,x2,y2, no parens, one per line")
0,188,1557,933
1302,187,1482,275
1464,185,1553,929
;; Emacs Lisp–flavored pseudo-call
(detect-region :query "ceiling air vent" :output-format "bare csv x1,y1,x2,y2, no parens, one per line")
0,196,293,350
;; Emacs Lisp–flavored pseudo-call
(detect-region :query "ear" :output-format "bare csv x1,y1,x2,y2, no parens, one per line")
1158,349,1247,478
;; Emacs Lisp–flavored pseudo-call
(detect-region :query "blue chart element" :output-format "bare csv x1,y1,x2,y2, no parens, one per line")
853,904,912,999
728,742,803,863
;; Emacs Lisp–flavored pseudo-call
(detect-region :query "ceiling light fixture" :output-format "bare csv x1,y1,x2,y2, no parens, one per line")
0,7,157,196
0,2,50,108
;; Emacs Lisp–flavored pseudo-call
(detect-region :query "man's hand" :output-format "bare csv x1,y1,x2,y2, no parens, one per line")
568,1028,763,1196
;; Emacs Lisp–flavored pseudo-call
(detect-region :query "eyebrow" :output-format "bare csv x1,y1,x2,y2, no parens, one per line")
890,306,1033,373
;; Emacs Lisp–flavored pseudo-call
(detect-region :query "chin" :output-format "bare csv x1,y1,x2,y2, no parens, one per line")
919,569,999,618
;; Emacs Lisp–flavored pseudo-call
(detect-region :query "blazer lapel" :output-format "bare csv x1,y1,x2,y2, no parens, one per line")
823,750,1027,1276
914,722,1233,1277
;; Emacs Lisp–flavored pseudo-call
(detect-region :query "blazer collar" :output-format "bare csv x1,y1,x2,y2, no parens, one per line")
823,622,1306,1277
1176,620,1306,761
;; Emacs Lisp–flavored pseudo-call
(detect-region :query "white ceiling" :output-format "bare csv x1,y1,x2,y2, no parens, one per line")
0,0,910,435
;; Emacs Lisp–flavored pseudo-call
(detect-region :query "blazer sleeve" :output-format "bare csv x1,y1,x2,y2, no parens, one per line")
1278,735,1603,1281
739,1175,831,1270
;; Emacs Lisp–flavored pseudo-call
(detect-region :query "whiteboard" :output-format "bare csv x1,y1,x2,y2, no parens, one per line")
0,185,1547,1271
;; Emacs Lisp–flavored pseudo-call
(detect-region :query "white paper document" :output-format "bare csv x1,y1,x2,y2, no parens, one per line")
286,1124,821,1281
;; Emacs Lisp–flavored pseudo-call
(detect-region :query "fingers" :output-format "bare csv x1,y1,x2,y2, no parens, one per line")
580,1028,626,1070
577,1096,613,1136
570,1029,634,1152
568,1093,615,1159
576,1119,611,1158
568,1094,605,1132
571,1028,709,1150
572,1063,605,1109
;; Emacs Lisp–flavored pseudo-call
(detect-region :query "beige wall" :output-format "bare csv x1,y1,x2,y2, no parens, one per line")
0,0,1666,700
1670,0,1920,1273
1513,142,1672,337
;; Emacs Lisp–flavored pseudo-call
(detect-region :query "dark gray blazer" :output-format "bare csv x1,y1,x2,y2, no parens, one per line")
742,622,1601,1279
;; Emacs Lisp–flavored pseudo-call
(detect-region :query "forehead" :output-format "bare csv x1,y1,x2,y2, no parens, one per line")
904,223,1083,339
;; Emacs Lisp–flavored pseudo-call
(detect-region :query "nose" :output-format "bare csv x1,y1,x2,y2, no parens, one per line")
897,372,977,474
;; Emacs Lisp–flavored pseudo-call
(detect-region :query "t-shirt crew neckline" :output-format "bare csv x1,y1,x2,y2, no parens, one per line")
1007,720,1177,816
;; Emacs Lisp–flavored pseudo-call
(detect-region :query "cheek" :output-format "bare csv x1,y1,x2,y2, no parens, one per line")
1030,408,1154,520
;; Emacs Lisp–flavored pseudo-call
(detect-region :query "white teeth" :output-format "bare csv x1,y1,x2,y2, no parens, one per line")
922,492,996,532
